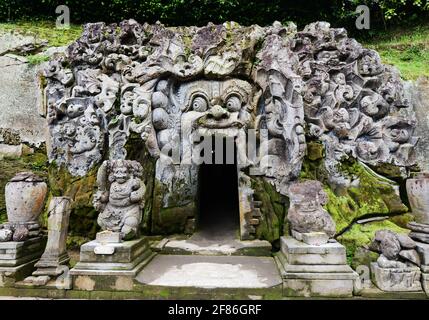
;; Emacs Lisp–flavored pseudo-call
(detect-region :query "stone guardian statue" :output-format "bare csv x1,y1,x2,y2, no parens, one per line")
93,159,146,240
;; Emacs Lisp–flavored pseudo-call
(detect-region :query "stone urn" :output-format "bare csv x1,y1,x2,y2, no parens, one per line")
5,172,47,225
406,172,429,225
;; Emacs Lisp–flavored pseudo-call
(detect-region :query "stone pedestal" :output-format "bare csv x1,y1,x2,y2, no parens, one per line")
370,262,422,292
408,222,429,296
275,236,357,297
0,237,46,287
415,242,429,296
70,236,155,291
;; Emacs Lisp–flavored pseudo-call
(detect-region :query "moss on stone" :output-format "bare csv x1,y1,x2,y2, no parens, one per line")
299,151,412,265
389,213,415,228
154,203,196,234
306,141,325,161
251,177,287,243
337,220,408,265
300,156,408,234
47,163,99,239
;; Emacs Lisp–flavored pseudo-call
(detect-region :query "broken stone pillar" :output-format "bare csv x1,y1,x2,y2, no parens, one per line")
22,197,72,288
406,223,429,295
0,172,47,286
276,180,357,297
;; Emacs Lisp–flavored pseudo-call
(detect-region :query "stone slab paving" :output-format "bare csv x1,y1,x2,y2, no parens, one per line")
136,255,282,289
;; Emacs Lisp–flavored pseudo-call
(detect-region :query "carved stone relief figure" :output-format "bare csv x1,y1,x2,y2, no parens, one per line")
94,160,146,240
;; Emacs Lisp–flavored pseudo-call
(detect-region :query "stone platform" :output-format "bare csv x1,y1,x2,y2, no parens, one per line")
370,262,422,292
0,237,46,286
135,254,282,289
275,236,357,297
70,237,155,291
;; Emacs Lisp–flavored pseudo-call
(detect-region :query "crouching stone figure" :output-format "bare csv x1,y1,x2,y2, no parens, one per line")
94,159,145,240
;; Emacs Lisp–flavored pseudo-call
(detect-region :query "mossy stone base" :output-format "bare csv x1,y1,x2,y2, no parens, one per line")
0,259,39,287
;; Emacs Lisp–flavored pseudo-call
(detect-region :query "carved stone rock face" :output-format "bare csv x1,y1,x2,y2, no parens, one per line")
43,20,417,180
41,20,418,238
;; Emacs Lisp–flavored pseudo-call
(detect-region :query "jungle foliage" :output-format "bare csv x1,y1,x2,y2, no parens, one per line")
0,0,427,35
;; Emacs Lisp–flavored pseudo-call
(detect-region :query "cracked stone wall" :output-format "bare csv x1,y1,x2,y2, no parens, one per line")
0,33,49,147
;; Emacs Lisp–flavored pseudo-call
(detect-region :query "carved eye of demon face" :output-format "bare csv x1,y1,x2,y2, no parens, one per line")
191,96,208,112
225,95,241,112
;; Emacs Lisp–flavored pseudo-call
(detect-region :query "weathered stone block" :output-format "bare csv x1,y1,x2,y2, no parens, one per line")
0,237,46,287
277,236,357,297
371,262,422,292
78,238,150,265
96,231,122,244
70,237,155,291
283,278,355,298
280,237,346,265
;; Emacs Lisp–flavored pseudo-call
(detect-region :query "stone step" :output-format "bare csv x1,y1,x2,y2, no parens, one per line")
410,232,429,244
408,222,429,234
135,254,282,289
159,238,272,256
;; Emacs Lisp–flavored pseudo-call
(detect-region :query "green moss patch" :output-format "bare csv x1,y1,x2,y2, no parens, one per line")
337,220,409,266
0,21,82,48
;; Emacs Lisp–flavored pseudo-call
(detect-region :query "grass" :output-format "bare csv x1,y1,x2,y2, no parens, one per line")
27,54,50,65
0,20,82,47
361,24,429,80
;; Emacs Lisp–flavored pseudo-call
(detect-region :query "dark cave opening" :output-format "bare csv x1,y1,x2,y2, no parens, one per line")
197,136,240,238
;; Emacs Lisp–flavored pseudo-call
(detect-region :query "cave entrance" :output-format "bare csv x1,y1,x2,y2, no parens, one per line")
197,135,240,239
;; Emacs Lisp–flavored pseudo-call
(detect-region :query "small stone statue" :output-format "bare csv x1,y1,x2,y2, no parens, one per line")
94,160,146,240
370,230,422,291
286,180,336,245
